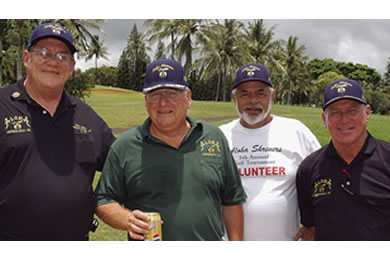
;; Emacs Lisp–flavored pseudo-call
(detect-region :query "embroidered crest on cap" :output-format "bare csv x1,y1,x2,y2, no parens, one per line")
330,81,352,94
242,65,261,77
152,64,175,78
44,23,66,35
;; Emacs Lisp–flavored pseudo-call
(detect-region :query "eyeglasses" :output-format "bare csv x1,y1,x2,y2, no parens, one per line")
146,90,183,104
29,47,74,65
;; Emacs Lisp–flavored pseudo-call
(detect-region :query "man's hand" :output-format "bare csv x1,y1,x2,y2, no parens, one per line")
294,226,315,241
96,203,153,240
127,209,152,240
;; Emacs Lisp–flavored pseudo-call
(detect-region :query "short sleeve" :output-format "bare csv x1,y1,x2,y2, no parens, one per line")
94,147,126,207
296,161,315,227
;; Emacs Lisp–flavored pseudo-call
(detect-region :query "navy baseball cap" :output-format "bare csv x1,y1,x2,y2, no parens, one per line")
27,22,76,54
323,79,367,110
233,63,273,90
143,58,189,94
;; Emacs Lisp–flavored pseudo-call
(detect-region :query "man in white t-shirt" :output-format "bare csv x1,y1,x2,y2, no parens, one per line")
220,63,321,240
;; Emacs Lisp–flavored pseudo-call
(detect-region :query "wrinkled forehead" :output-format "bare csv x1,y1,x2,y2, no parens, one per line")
148,87,184,94
32,38,72,53
236,81,271,91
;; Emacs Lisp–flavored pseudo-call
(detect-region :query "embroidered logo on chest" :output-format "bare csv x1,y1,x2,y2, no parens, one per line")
200,140,221,157
313,178,332,197
4,115,31,134
73,123,92,134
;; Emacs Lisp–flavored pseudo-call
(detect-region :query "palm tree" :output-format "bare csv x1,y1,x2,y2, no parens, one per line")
273,36,309,105
173,19,205,75
245,19,280,65
154,40,166,60
5,19,38,80
1,46,18,87
144,19,177,60
55,19,106,57
0,20,8,87
195,19,253,101
145,19,205,75
84,35,109,82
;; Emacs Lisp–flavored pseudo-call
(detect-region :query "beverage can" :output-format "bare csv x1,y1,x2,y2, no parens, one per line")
144,212,162,241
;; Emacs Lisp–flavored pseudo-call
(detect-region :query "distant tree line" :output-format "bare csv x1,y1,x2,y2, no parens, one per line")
2,19,390,114
114,19,390,114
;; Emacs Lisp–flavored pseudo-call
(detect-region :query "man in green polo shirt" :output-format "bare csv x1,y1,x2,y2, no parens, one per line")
95,58,247,241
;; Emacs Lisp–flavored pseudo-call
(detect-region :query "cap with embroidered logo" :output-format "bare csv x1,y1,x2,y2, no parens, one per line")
143,58,189,94
323,79,367,110
27,22,76,54
233,63,273,90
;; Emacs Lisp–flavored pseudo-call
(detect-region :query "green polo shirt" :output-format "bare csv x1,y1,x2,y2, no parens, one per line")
95,116,246,241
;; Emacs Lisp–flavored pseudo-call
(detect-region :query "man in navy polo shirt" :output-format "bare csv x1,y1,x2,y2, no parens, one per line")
0,22,115,240
296,79,390,240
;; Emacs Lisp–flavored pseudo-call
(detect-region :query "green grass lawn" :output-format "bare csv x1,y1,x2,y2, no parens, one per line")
87,85,390,241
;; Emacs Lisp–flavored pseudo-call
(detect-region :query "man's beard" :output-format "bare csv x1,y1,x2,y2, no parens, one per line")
236,97,272,126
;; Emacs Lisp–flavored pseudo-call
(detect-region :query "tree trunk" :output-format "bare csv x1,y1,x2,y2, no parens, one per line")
170,32,175,59
17,36,23,80
95,56,98,84
222,66,226,102
16,19,25,81
0,41,3,87
184,35,192,75
215,70,221,101
0,56,3,88
287,81,292,105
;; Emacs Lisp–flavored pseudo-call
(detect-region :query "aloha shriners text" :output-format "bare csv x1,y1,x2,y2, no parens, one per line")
232,145,282,153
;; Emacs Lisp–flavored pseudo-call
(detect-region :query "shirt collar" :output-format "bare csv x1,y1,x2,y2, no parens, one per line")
326,131,376,158
13,78,76,109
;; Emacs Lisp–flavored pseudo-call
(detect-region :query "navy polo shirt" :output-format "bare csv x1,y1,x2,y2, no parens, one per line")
0,79,115,240
296,133,390,240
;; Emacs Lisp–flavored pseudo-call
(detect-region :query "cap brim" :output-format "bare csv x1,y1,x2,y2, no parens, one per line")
323,96,367,110
143,83,188,94
233,78,273,89
29,35,76,54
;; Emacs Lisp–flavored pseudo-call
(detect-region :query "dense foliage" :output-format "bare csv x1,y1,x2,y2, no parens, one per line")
65,69,93,100
85,66,118,87
117,25,150,91
2,19,390,114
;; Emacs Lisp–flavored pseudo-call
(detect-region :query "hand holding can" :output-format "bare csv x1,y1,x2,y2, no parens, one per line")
144,212,163,241
127,209,152,240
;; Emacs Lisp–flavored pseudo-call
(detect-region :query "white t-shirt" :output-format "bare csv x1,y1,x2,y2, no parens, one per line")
220,115,321,240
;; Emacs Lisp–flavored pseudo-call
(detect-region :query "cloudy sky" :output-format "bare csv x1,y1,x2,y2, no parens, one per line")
75,19,390,76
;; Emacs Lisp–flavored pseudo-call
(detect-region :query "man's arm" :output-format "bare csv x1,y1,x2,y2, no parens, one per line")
295,160,316,240
96,203,151,240
222,204,244,241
